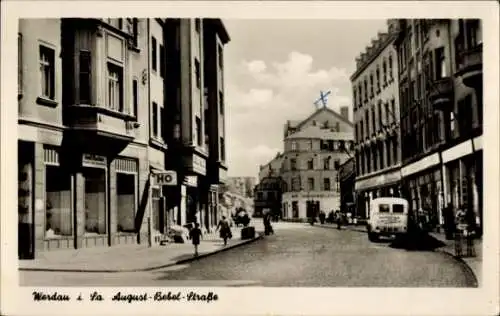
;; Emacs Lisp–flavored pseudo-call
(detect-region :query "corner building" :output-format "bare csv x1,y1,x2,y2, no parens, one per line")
394,19,483,235
351,21,402,219
18,18,151,258
280,107,354,221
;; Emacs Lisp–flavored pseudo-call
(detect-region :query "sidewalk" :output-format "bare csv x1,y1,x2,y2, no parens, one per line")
429,232,482,286
19,226,263,273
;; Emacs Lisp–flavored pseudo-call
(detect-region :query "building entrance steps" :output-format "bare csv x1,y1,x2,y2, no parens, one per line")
19,226,263,273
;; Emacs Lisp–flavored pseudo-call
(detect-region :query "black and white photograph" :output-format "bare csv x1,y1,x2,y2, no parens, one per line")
1,1,499,316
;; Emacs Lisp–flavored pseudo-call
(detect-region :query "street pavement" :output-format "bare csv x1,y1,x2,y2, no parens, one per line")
20,222,477,287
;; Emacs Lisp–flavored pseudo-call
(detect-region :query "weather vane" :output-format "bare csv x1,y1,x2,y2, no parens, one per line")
314,90,331,109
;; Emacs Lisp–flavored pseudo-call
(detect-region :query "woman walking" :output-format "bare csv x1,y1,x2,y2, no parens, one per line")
216,216,232,246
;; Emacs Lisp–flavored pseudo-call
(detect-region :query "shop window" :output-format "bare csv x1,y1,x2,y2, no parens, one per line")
84,168,107,234
45,166,72,238
116,173,136,233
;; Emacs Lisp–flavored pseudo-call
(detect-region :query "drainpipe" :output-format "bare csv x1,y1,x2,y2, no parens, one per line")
146,19,153,247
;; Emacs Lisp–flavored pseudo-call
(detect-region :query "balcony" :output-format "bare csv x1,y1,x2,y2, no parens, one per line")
64,105,138,154
428,77,454,112
455,44,483,89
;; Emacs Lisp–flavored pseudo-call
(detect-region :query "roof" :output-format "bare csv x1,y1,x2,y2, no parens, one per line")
286,124,354,141
294,107,354,130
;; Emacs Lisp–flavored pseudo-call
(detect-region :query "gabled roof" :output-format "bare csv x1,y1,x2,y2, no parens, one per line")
294,106,353,131
286,125,354,141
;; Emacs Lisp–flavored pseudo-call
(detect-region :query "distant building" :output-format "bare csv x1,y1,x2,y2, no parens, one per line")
226,176,257,198
254,166,285,218
351,20,402,220
268,106,355,221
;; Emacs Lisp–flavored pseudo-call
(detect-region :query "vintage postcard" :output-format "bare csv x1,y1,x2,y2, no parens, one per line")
1,1,499,315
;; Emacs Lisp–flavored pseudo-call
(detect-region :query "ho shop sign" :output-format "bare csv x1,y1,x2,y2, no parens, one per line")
152,171,177,186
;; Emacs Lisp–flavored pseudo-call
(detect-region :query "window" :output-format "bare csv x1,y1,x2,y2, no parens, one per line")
39,45,55,99
220,137,225,161
371,108,376,135
324,178,331,191
195,18,201,33
388,55,393,80
335,122,340,132
393,204,404,213
84,168,107,234
219,91,224,115
291,141,297,151
308,178,315,191
415,23,420,49
151,36,157,72
386,140,392,166
79,50,91,104
378,101,383,128
376,66,380,92
126,18,138,47
160,106,165,141
334,159,340,170
118,18,123,30
360,121,364,140
45,166,72,237
353,88,357,109
132,79,138,117
458,95,473,136
196,116,202,146
369,73,374,97
435,47,446,79
466,19,481,48
218,45,224,70
365,110,370,136
335,174,340,192
307,159,314,170
363,78,368,101
391,99,396,123
379,204,390,213
323,157,330,170
195,58,201,89
160,44,165,78
152,102,158,137
107,63,123,111
355,124,359,142
18,33,22,96
116,172,136,233
392,138,398,163
290,158,297,170
382,59,387,85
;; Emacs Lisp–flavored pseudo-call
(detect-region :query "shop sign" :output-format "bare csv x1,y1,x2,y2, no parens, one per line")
152,171,177,186
82,154,107,168
185,175,198,187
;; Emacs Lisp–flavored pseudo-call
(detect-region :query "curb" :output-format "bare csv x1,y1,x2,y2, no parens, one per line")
433,247,479,287
19,234,264,273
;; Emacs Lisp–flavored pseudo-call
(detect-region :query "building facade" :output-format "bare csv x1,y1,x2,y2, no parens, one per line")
394,19,482,235
17,18,230,259
280,106,354,221
226,177,257,198
351,21,402,220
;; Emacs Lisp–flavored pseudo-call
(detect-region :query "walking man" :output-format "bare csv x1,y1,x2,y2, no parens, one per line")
216,216,232,246
189,222,202,257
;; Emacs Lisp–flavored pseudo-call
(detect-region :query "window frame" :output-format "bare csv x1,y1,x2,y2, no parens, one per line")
39,44,56,101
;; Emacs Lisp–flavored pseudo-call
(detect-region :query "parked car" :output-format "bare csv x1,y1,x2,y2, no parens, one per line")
367,197,409,242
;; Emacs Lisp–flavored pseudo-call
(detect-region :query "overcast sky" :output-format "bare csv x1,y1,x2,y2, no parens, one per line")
223,19,388,179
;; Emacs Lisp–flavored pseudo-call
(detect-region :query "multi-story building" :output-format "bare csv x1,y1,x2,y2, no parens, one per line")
17,18,230,259
163,18,230,233
279,106,354,220
394,19,482,235
351,21,402,219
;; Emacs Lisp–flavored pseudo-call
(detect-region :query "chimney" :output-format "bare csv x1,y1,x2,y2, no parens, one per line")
340,106,349,121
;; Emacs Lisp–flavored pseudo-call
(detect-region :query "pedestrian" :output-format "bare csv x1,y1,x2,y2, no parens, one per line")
443,203,455,240
336,211,342,230
189,222,202,256
454,207,467,257
216,216,232,246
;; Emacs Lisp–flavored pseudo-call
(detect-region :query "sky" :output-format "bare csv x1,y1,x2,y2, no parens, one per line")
223,19,388,179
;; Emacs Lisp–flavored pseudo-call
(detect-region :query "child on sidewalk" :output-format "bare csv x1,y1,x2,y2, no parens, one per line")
189,222,202,257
